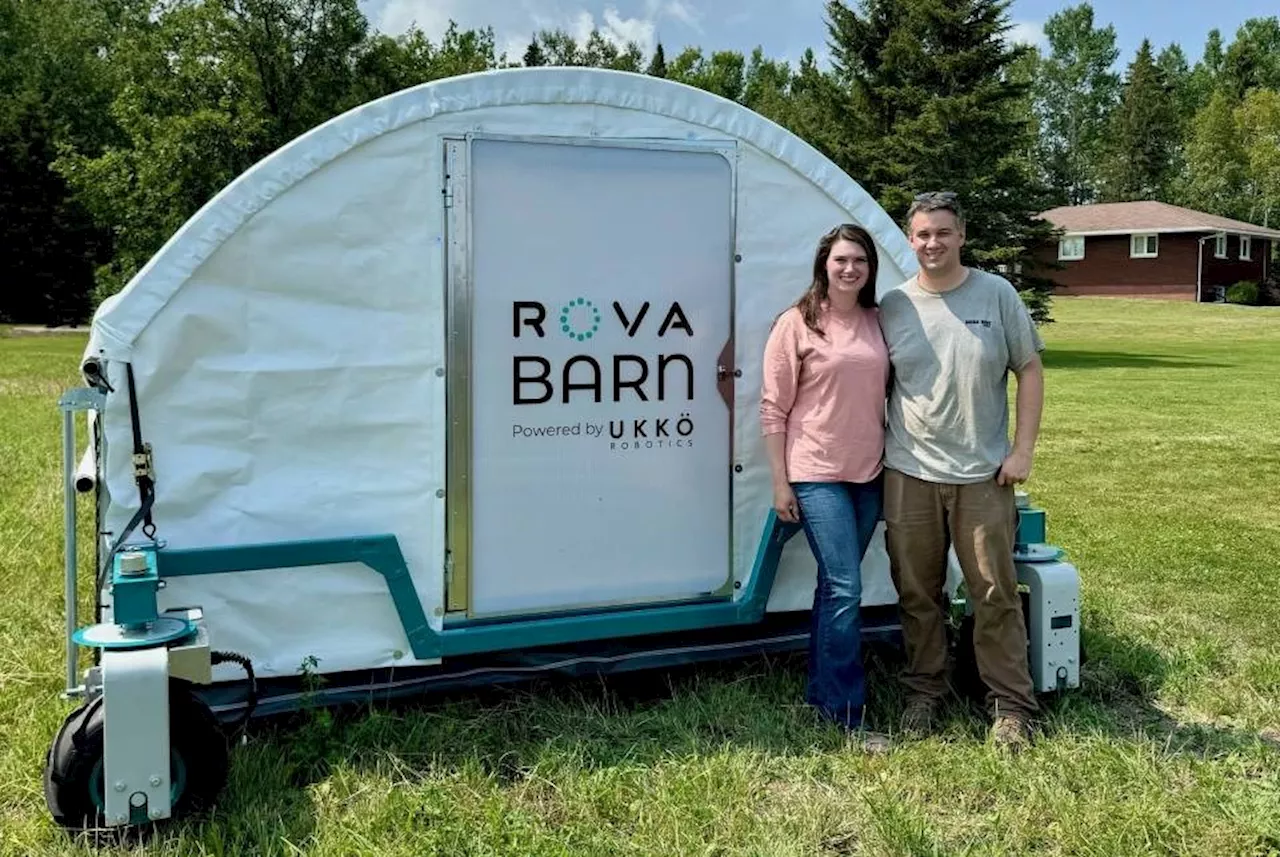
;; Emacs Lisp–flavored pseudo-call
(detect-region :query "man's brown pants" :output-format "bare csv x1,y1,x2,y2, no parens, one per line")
883,468,1039,718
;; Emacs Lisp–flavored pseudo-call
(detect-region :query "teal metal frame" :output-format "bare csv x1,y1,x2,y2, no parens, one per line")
110,549,162,628
151,514,804,663
158,536,437,659
1016,507,1046,547
72,545,196,650
91,490,1044,670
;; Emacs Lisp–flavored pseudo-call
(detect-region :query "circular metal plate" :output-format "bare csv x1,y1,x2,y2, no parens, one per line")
1013,544,1064,563
72,617,195,650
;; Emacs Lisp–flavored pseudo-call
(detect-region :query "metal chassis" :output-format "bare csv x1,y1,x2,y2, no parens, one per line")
56,380,1083,828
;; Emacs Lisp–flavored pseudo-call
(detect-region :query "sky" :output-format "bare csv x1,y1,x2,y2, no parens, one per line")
356,0,1278,72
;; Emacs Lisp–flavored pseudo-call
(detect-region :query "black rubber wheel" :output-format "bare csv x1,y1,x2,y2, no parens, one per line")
949,590,1034,704
43,682,230,834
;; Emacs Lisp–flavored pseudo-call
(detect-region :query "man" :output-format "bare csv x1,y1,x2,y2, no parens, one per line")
877,191,1045,750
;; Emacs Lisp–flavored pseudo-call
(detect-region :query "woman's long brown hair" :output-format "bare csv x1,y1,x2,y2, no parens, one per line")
794,223,879,336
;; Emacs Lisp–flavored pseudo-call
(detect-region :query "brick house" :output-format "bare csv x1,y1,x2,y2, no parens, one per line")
1032,200,1279,301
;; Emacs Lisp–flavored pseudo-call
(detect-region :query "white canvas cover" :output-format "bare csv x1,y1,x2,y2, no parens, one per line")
83,68,942,681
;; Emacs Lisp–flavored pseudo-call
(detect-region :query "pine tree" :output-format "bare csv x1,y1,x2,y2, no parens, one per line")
646,42,667,77
1156,43,1193,189
1187,29,1225,111
1098,39,1178,201
523,36,546,67
825,0,1058,322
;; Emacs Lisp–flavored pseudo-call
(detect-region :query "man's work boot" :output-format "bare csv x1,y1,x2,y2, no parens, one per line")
899,696,938,738
990,712,1033,753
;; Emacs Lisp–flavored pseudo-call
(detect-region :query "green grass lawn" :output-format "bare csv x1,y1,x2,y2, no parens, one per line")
1,298,1278,856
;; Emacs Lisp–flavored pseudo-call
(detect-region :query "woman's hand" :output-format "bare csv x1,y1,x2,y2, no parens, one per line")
773,482,800,523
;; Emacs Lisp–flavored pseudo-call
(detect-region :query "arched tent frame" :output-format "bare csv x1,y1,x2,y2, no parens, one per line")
80,67,927,683
88,68,916,355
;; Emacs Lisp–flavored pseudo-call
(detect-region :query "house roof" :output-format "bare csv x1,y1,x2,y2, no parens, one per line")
1039,200,1280,240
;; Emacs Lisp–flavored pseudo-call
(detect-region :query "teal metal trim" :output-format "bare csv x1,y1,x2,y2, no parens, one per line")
1016,508,1046,546
1014,544,1065,563
157,536,440,660
72,616,195,650
148,513,799,663
440,512,798,656
1014,504,1064,562
111,549,161,628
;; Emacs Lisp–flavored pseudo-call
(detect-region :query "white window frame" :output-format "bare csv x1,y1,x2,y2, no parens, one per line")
1130,233,1159,258
1058,235,1085,261
1214,233,1227,258
1240,235,1251,260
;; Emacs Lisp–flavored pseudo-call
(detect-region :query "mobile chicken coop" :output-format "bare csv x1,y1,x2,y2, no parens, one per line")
46,67,1081,832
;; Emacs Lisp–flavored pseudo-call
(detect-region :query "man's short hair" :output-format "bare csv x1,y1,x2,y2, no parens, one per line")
905,191,965,230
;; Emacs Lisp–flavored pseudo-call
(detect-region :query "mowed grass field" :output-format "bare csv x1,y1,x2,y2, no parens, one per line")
1,297,1278,856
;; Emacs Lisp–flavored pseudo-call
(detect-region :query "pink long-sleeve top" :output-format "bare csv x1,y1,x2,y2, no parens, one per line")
760,303,889,484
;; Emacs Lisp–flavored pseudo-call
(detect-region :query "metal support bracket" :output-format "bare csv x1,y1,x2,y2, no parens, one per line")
101,646,172,826
59,386,107,413
59,387,107,699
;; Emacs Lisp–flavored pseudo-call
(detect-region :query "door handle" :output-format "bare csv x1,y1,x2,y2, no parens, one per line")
715,339,737,411
716,364,741,381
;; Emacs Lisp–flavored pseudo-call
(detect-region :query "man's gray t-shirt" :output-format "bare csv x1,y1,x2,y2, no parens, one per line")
878,268,1044,484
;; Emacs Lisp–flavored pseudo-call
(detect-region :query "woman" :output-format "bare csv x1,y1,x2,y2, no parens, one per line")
759,223,890,731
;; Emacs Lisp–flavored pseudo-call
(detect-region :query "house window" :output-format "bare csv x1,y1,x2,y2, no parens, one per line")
1130,233,1158,258
1240,236,1251,260
1058,236,1085,260
1214,233,1227,258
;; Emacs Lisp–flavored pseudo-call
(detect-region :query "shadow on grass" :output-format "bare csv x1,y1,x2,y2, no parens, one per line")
151,619,1278,850
1041,349,1233,370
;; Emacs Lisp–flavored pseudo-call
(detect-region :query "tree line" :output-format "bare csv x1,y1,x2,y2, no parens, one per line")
3,0,1279,326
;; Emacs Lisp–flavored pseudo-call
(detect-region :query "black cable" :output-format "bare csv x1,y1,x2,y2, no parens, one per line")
123,364,155,540
210,651,258,737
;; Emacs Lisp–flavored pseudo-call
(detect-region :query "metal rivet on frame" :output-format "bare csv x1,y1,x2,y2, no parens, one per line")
436,489,445,498
435,368,445,377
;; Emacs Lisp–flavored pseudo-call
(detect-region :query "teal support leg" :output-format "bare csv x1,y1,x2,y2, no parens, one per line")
157,536,439,660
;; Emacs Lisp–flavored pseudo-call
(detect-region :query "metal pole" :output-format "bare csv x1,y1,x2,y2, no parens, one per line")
1196,235,1207,304
62,407,79,696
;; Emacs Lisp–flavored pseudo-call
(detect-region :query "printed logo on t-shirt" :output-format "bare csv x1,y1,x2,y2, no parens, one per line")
964,319,993,329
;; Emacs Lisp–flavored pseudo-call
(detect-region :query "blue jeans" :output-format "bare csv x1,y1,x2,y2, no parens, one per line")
792,476,883,730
